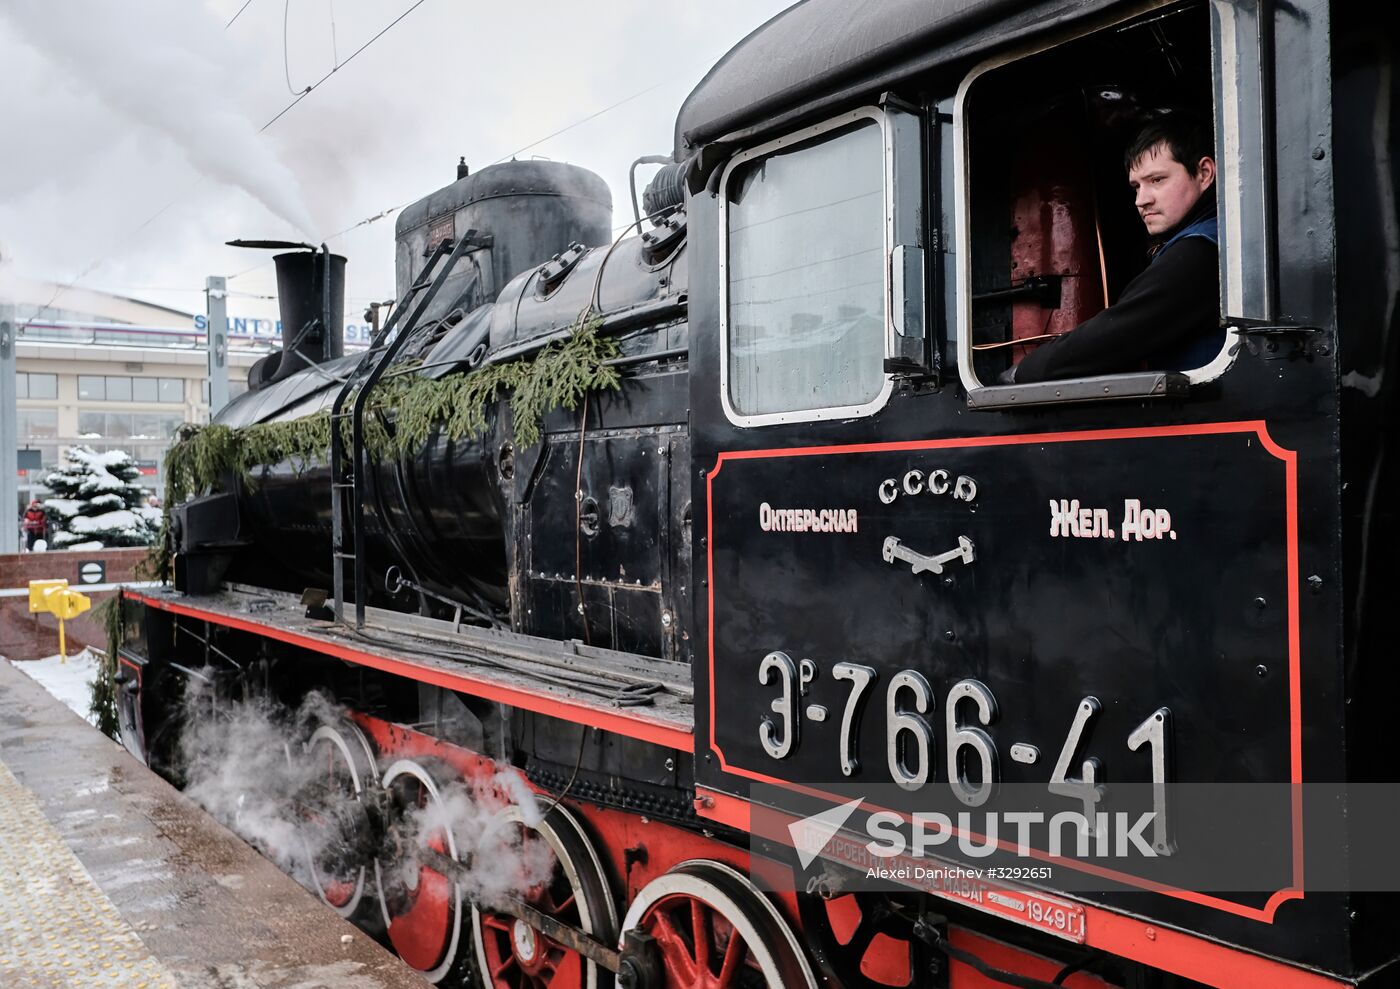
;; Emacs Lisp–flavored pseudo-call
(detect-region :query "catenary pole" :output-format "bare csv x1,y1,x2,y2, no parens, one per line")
0,304,19,552
206,277,229,418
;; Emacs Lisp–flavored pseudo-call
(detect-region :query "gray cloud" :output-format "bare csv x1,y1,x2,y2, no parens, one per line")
0,0,794,321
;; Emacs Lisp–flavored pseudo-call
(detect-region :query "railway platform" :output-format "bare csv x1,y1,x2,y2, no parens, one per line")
0,657,430,989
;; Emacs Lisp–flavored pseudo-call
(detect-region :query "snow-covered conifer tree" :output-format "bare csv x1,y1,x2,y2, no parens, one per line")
41,446,162,549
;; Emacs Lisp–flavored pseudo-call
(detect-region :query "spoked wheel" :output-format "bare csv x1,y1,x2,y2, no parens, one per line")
619,861,816,989
797,889,925,989
471,804,618,989
375,759,471,984
297,721,380,925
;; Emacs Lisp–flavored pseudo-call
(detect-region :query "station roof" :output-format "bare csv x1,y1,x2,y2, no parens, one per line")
674,0,1122,155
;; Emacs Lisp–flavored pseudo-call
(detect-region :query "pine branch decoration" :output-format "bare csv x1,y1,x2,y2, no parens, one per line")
145,319,618,581
88,595,124,740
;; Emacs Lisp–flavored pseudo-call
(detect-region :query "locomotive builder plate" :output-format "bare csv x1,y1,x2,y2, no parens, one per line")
701,421,1301,920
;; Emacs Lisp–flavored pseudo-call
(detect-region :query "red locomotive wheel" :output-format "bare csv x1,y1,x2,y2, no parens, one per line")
375,759,470,984
796,889,922,988
471,804,618,989
298,722,379,921
619,861,815,989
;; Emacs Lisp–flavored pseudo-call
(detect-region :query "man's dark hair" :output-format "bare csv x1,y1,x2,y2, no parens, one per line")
1124,112,1214,176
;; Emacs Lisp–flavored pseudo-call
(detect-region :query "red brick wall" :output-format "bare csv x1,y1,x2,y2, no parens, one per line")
0,548,148,660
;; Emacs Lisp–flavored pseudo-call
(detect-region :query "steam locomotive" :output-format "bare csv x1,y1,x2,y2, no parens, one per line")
113,1,1400,986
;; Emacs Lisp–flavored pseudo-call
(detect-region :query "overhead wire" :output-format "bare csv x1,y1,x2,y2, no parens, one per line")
281,0,341,96
232,69,697,286
488,79,674,166
283,0,309,95
328,0,339,65
33,5,711,322
225,0,255,29
259,0,430,132
228,73,679,283
15,0,432,330
226,202,409,281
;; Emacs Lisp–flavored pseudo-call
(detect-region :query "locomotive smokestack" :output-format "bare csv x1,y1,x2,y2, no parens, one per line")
457,157,470,180
270,250,346,383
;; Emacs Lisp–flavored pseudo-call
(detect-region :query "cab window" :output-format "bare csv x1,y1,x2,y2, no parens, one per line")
722,114,887,422
720,102,927,426
952,3,1258,406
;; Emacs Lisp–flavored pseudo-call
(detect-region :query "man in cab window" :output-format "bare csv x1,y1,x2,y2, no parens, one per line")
1003,114,1223,384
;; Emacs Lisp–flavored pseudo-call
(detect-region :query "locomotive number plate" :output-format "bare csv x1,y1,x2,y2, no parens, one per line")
702,423,1300,910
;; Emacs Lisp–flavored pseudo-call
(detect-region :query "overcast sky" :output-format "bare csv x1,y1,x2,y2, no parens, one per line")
0,0,794,326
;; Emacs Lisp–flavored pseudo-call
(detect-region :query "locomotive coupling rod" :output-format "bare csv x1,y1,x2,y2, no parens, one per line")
418,847,622,971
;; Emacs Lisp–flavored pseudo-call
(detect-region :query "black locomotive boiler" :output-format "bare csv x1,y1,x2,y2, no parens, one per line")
114,1,1400,987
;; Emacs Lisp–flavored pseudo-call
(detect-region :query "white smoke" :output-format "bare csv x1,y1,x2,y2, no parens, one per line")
176,680,555,913
0,0,319,239
389,777,556,911
177,684,340,882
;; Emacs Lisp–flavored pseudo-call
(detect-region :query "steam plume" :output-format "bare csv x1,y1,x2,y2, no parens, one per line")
176,680,555,913
0,0,319,239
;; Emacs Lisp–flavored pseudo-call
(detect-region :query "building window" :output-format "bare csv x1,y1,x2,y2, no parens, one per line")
106,412,133,438
77,411,107,437
106,376,133,401
131,414,184,438
75,375,187,403
17,410,58,439
77,411,186,440
16,373,57,400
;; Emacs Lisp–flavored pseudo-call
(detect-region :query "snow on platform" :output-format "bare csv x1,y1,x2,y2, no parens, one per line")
0,658,431,989
10,646,102,725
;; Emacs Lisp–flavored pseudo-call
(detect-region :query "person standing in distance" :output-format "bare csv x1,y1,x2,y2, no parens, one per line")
21,499,47,551
1005,114,1222,384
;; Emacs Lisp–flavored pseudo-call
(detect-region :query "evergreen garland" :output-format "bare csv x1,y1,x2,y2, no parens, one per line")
145,319,619,581
89,595,123,740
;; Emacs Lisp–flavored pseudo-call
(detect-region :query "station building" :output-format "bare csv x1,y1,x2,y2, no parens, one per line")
2,274,271,509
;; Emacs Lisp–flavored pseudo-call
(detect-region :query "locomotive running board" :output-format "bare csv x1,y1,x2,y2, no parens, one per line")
124,585,694,751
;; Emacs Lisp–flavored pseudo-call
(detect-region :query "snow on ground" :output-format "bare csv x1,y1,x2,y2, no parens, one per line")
6,648,100,725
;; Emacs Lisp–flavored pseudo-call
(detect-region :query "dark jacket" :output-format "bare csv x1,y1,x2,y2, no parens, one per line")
1011,201,1222,384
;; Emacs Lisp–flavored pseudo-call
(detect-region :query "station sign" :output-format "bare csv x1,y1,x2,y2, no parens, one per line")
193,314,374,345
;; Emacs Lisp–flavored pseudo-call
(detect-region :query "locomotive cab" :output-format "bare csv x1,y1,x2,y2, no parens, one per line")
682,0,1379,982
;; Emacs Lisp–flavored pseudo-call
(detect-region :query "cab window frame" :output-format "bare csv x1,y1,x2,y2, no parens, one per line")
718,104,924,428
950,3,1259,403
